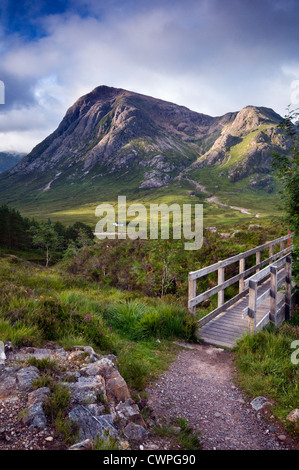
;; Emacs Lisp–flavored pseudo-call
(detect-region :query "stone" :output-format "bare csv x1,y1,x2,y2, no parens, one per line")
286,409,299,423
277,434,286,441
28,387,51,405
115,400,145,426
105,371,131,404
0,373,17,399
69,439,94,450
250,396,269,411
16,366,39,391
123,422,149,443
24,403,47,429
65,375,106,404
80,358,115,380
68,406,118,441
45,436,54,442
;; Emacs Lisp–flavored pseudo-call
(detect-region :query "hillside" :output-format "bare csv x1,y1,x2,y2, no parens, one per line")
0,86,290,226
0,152,24,173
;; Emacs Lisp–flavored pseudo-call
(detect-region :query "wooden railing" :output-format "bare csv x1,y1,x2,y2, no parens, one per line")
243,254,292,334
188,233,294,327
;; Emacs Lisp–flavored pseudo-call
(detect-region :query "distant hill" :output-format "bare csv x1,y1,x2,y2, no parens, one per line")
0,86,290,226
0,152,25,173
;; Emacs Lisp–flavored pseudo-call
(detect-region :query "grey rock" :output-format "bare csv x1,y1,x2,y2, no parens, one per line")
24,403,47,429
115,401,145,426
0,373,17,399
69,439,94,450
80,358,116,379
16,366,39,391
68,405,118,441
28,387,51,405
65,375,106,404
123,422,149,442
250,396,270,411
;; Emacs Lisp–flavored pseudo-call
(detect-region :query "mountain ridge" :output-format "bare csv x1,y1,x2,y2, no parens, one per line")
0,86,290,224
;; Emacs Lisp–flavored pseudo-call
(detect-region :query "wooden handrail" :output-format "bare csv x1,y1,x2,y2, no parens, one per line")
188,232,294,316
244,254,292,334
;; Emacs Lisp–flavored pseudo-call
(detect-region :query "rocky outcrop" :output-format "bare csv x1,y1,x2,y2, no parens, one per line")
0,344,149,450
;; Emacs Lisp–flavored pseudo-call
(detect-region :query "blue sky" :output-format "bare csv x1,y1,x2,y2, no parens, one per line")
0,0,299,152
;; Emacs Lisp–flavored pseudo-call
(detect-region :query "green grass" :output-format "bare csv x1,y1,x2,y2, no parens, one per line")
0,253,193,393
154,416,201,450
234,321,299,437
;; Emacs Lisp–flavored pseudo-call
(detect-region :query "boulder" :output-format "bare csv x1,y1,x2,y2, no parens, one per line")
0,373,17,399
105,371,131,404
28,387,51,405
68,406,118,441
115,400,145,426
80,358,115,379
16,366,39,391
123,422,149,442
23,402,47,429
65,375,106,404
286,409,299,423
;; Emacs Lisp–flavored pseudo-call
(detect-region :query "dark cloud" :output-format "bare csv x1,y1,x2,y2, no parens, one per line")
0,0,298,152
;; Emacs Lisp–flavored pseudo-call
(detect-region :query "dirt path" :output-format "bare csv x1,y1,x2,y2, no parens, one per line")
145,343,296,450
182,176,260,218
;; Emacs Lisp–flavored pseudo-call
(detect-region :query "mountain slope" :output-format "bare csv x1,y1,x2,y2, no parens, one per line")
0,152,24,173
0,86,290,225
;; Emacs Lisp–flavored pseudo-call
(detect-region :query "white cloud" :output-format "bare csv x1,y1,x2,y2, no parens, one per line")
0,2,298,153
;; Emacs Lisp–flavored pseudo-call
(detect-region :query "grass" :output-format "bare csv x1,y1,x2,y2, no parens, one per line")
234,319,299,438
154,416,201,450
0,252,194,393
94,432,120,450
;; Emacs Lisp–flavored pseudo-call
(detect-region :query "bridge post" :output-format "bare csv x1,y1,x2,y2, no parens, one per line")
256,251,261,273
285,255,292,321
270,265,278,325
239,258,245,293
218,264,224,307
188,275,196,315
248,279,257,334
269,245,274,260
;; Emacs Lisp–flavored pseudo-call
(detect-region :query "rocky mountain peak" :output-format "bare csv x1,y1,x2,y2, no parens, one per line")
0,86,289,207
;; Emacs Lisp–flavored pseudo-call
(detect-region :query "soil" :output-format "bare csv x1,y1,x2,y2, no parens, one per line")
144,343,298,451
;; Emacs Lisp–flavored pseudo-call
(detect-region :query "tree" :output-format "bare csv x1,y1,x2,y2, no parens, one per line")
272,106,299,289
29,221,63,267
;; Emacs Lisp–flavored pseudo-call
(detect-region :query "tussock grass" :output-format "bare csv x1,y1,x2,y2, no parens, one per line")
235,320,299,437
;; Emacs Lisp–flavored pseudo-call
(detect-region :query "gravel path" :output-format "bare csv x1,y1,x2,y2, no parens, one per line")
146,343,297,450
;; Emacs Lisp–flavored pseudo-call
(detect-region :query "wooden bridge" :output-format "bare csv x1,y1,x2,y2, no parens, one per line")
188,233,294,348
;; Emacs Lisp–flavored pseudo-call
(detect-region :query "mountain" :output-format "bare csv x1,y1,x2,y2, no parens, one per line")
0,86,290,225
0,152,24,173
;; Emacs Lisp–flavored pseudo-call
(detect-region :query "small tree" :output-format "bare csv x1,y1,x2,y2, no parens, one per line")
29,221,63,267
272,106,299,290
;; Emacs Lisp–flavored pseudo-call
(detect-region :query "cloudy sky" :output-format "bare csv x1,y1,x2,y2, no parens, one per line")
0,0,299,153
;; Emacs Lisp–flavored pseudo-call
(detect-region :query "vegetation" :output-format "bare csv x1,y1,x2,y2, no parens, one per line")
273,106,299,290
0,205,94,265
154,416,201,450
235,316,299,437
234,106,299,440
0,198,297,446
